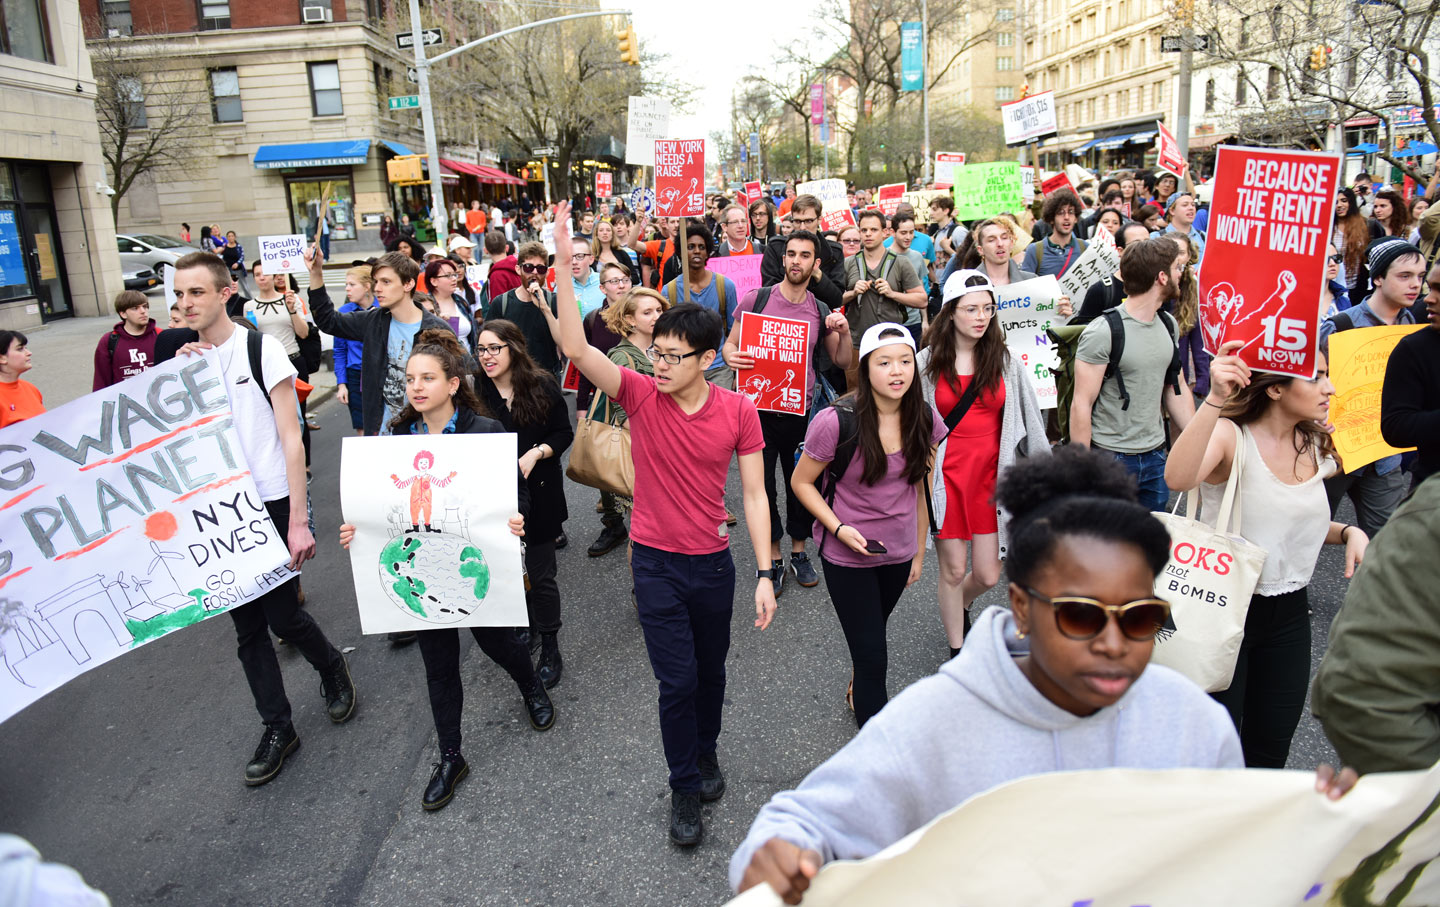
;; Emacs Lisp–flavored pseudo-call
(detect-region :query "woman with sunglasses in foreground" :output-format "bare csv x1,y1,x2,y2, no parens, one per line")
1166,340,1368,770
732,446,1358,901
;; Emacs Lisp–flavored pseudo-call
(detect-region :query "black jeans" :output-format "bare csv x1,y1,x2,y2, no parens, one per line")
416,625,539,752
822,558,912,727
1211,586,1311,768
230,499,341,729
631,542,735,793
760,410,815,545
524,538,562,634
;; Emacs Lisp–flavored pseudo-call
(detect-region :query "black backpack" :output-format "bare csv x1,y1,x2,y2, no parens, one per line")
1099,306,1183,412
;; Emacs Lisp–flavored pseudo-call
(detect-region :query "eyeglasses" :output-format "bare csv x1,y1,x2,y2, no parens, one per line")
571,253,592,262
520,263,546,274
957,304,997,317
645,346,705,365
1328,253,1343,263
434,270,457,279
601,277,632,287
1023,587,1171,642
477,343,508,358
841,237,862,245
791,216,819,228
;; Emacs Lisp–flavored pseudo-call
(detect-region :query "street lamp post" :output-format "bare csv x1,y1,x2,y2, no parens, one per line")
921,0,932,185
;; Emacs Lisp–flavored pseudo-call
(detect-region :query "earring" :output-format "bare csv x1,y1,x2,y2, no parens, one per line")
1016,628,1028,640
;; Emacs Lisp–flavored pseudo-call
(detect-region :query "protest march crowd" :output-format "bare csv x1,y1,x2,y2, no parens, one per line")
8,161,1440,903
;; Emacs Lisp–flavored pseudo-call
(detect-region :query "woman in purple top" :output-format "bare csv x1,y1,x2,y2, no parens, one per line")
791,323,948,727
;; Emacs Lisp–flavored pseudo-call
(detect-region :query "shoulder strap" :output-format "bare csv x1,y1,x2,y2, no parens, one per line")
818,403,860,558
664,282,679,306
1100,307,1131,411
753,285,774,314
717,276,729,322
1159,311,1182,395
942,375,984,436
246,329,275,411
107,331,119,357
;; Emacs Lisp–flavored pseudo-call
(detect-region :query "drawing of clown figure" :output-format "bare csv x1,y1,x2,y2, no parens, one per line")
391,450,457,534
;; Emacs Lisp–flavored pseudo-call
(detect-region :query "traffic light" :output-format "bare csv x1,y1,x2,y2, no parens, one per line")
616,26,639,65
1308,45,1330,70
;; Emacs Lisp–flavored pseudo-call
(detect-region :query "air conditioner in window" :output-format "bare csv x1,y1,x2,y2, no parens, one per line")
302,5,332,23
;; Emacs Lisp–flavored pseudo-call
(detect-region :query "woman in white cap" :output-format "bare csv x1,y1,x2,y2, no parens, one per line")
920,269,1050,658
790,323,949,727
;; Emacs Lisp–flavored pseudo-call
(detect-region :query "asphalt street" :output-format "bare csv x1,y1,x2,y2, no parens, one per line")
0,318,1354,907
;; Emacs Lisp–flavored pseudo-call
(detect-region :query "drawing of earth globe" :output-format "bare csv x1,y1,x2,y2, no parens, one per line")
378,531,490,624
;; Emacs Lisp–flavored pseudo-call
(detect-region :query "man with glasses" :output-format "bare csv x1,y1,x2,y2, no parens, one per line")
662,221,738,388
484,241,562,378
760,195,848,311
570,243,605,317
715,205,755,257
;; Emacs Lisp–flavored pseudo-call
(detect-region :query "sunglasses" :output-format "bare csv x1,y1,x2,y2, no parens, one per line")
1023,587,1171,642
1328,253,1343,263
520,263,546,274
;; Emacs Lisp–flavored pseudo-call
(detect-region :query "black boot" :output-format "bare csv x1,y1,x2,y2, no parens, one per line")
537,632,563,689
522,680,555,731
388,631,417,645
698,751,726,802
320,654,357,723
587,520,628,557
244,724,299,787
422,752,469,811
669,791,703,846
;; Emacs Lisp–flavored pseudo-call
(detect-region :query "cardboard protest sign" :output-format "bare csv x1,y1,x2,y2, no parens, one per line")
258,234,309,275
1064,163,1093,190
707,255,762,305
1040,172,1074,197
0,353,296,726
625,96,671,167
1020,166,1035,204
951,162,1022,221
1328,324,1425,471
901,191,946,224
464,263,488,296
1156,120,1188,177
1198,146,1340,378
876,183,907,217
745,181,762,204
340,434,526,634
734,312,809,415
994,276,1062,409
725,758,1440,907
595,171,613,198
653,139,704,217
796,178,856,232
933,152,966,189
1057,224,1121,302
1000,90,1057,145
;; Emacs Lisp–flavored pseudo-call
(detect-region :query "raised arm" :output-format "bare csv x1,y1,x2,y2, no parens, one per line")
1165,341,1246,491
304,245,367,341
552,201,622,399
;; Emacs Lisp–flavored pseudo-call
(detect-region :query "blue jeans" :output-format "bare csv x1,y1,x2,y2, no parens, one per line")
1103,447,1169,512
630,542,735,793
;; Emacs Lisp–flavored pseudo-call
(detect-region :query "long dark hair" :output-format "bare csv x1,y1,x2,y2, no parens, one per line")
748,198,778,240
1375,188,1411,237
1220,368,1337,469
844,326,932,486
922,275,1008,395
387,329,488,433
1335,188,1369,277
473,318,559,428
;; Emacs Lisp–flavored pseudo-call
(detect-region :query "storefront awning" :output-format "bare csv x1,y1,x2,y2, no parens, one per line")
1091,130,1155,151
1395,142,1438,158
440,159,526,185
1188,132,1234,150
379,139,415,156
1347,142,1381,154
253,139,371,169
475,165,525,186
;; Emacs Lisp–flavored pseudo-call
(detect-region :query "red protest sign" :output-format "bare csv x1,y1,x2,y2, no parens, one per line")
820,208,857,233
654,139,704,217
1040,172,1074,197
595,171,613,198
934,152,967,189
734,311,810,415
1156,121,1188,177
1198,146,1340,379
745,180,762,204
876,182,906,216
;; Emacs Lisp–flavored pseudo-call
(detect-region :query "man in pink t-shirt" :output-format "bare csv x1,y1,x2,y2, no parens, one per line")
553,204,776,849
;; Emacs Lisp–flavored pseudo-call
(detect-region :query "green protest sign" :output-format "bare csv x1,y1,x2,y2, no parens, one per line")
951,162,1023,220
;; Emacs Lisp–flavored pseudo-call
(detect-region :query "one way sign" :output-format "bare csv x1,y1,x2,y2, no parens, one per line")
395,28,443,49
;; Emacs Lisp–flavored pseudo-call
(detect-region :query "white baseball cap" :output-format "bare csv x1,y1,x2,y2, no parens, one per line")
424,246,446,259
448,234,477,250
942,268,998,304
858,322,917,359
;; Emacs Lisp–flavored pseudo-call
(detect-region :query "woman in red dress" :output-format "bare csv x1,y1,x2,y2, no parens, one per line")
918,270,1050,658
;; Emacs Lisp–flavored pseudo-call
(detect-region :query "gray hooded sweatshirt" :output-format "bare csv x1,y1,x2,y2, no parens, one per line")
729,606,1242,890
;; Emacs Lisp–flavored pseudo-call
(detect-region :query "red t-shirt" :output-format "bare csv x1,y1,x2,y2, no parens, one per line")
614,366,764,554
0,379,44,429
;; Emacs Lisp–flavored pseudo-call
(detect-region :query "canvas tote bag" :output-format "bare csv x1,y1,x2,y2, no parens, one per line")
565,385,634,499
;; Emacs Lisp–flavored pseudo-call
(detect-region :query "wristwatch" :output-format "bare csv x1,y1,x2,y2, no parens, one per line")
755,567,774,580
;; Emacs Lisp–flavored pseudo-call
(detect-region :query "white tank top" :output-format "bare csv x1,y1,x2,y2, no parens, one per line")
1198,423,1337,596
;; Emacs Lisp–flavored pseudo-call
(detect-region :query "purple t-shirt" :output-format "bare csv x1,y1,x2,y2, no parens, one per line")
732,287,835,401
805,404,948,567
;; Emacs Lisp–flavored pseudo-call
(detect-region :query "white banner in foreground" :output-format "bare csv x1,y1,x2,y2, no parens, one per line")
0,353,294,725
341,434,526,634
727,761,1440,906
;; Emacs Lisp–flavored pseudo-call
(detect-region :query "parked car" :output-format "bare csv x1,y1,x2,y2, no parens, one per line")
122,265,160,292
117,234,200,273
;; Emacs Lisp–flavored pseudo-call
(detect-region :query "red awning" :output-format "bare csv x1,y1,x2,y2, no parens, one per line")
474,164,525,186
440,159,525,185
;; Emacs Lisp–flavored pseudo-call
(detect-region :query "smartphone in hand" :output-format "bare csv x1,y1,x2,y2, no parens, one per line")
865,539,888,554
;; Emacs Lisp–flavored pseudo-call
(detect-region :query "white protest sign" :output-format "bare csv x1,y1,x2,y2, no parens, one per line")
464,262,488,296
341,434,527,634
1057,225,1121,302
796,178,855,231
258,234,309,276
726,760,1440,907
160,263,175,305
625,96,672,167
540,222,556,256
994,275,1062,409
1000,91,1057,145
1020,166,1036,204
933,152,967,189
0,352,296,726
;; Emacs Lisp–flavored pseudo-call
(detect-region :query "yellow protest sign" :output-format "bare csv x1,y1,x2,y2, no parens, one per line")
1328,323,1424,471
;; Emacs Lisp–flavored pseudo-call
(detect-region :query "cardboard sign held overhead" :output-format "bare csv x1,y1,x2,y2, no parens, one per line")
934,152,967,189
1198,146,1340,379
745,181,763,204
625,96,671,167
796,178,856,231
1040,172,1074,198
1328,324,1425,471
951,162,1022,221
595,171,613,199
876,183,907,217
258,234,309,275
1000,90,1057,145
653,139,704,217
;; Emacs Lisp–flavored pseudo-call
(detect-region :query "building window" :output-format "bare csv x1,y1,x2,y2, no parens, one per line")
997,56,1013,71
996,85,1016,101
1266,65,1281,99
101,0,132,36
1236,67,1247,104
996,7,1015,19
1238,15,1250,47
1,0,53,62
210,67,242,122
1268,4,1283,39
1153,81,1165,108
1204,78,1215,113
118,76,147,128
997,32,1014,46
308,61,343,116
198,0,230,29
